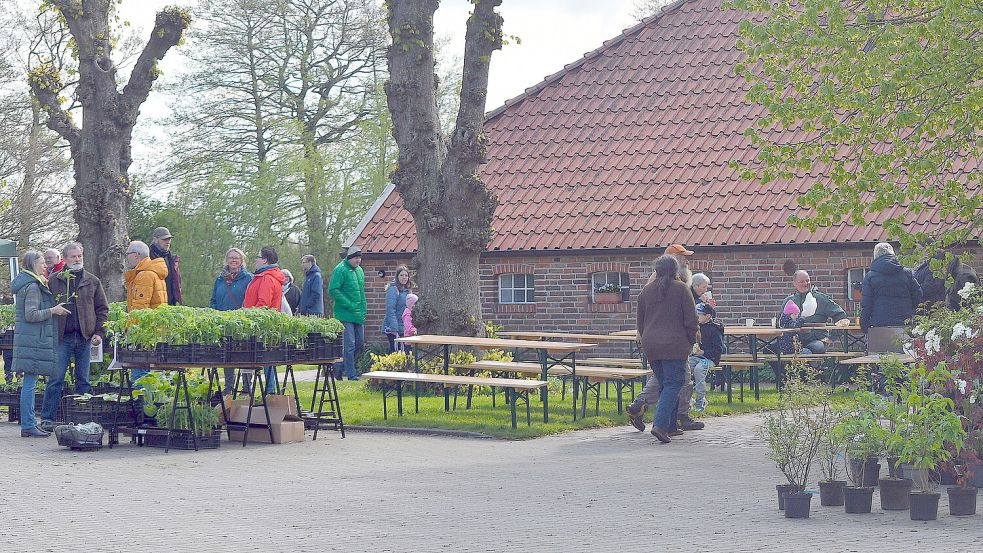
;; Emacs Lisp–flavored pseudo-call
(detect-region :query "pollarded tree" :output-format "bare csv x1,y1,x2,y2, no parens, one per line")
28,1,190,300
729,0,982,256
385,0,503,336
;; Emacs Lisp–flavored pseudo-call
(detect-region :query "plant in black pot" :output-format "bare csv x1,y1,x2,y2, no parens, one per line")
877,368,914,510
833,391,884,514
758,363,829,518
946,462,979,516
895,362,967,521
817,405,847,507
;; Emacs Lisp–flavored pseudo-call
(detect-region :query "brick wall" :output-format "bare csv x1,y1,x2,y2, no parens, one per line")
361,245,980,354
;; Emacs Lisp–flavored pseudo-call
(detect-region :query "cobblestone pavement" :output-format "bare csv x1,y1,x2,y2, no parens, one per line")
1,412,979,552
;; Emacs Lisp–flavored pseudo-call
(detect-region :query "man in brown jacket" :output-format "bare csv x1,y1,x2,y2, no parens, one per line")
40,242,109,431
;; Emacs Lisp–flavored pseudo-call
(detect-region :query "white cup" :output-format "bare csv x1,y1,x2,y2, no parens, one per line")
770,317,777,328
745,318,755,327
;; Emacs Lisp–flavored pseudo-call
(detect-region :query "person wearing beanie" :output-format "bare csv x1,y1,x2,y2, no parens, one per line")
402,293,418,339
686,302,724,413
330,246,367,380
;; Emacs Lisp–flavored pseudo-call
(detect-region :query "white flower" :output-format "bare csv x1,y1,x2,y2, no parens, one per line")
971,395,978,404
952,322,979,341
925,330,941,356
957,282,977,300
956,379,967,394
912,326,925,337
903,342,915,356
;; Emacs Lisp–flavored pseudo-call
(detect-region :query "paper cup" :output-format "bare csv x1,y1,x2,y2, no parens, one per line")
771,318,777,328
745,318,755,327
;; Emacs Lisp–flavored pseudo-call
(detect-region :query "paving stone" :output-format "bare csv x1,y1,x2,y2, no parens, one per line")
0,412,978,552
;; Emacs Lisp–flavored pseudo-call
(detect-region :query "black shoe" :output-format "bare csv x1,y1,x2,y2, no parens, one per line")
669,429,684,437
39,420,55,433
650,426,671,443
626,405,645,432
679,419,705,431
21,427,50,438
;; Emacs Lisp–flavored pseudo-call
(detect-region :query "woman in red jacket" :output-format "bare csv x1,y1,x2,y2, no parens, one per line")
243,246,286,393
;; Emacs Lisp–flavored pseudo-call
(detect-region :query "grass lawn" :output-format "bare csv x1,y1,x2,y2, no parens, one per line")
290,377,802,439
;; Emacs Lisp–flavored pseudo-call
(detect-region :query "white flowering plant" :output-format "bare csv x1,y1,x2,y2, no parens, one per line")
909,282,983,469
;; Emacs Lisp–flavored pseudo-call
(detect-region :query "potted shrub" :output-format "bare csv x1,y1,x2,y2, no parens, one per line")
877,364,913,510
895,362,967,521
758,363,829,518
946,462,979,516
593,283,623,304
833,391,884,514
817,405,847,506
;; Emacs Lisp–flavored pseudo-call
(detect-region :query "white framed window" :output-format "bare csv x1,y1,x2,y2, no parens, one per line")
591,271,630,302
498,273,535,304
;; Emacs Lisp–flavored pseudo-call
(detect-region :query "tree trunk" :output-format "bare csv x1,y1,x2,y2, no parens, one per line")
385,0,502,336
29,2,190,301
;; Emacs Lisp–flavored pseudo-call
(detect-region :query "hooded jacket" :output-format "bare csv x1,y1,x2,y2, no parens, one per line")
860,254,922,332
210,268,253,311
11,271,58,377
244,265,287,310
150,242,182,305
124,256,169,311
329,258,366,323
299,264,324,315
780,286,848,344
383,281,409,335
49,269,109,340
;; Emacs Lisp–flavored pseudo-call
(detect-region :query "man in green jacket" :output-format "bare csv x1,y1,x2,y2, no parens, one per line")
329,246,367,380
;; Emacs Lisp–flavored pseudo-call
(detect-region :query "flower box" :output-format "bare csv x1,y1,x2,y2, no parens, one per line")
594,291,623,304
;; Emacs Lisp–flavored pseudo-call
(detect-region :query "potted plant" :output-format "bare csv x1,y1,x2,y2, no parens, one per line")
877,363,913,510
833,391,883,514
895,362,967,521
593,283,623,304
946,461,979,516
817,405,847,506
758,363,828,518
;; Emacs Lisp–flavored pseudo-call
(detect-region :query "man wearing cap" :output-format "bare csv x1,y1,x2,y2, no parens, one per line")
329,246,367,380
665,243,694,286
150,227,182,305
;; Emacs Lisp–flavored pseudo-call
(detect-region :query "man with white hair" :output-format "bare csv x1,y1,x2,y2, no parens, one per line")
44,248,64,277
860,242,922,352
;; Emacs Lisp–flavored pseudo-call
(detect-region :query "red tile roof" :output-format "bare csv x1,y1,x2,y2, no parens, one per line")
354,0,971,254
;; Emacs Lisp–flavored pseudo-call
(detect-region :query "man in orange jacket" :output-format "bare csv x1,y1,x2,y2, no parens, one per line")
123,240,168,383
244,246,286,392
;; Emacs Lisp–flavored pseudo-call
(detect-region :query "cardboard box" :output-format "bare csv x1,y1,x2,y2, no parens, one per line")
225,395,304,444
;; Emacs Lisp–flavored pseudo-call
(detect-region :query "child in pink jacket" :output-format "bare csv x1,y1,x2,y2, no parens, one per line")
402,293,418,337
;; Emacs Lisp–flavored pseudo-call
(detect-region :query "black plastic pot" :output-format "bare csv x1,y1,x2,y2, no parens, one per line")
843,486,874,514
947,487,978,516
819,480,846,506
776,484,800,510
909,492,940,521
879,477,912,510
784,492,812,519
849,457,882,487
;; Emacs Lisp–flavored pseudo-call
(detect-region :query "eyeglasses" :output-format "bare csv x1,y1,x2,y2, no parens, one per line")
125,251,139,256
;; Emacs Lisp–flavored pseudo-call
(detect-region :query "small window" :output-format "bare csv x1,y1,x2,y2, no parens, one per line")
591,271,630,302
847,267,867,303
499,273,535,304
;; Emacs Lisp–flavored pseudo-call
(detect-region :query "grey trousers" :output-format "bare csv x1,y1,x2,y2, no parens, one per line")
630,366,692,417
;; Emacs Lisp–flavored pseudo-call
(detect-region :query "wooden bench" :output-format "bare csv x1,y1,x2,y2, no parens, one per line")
712,360,767,403
452,360,649,416
581,357,645,368
361,371,548,429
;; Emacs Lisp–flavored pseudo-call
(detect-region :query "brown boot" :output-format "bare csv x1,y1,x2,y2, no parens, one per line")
678,414,705,431
650,426,671,443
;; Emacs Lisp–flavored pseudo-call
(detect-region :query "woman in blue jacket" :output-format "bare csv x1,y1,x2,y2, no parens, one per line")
383,266,412,352
209,248,253,393
861,242,922,352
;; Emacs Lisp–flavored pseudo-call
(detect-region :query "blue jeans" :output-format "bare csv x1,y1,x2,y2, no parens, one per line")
43,332,92,421
686,356,712,412
651,359,686,433
342,322,364,379
264,366,277,393
20,374,39,431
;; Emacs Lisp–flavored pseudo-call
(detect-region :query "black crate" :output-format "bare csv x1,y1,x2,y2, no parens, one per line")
224,338,260,364
192,343,225,365
64,396,142,427
118,347,157,365
143,428,222,450
0,330,13,349
0,391,20,406
257,344,288,364
156,343,194,364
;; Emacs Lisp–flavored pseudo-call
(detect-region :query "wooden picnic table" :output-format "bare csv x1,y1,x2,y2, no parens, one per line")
396,335,596,422
840,353,916,365
499,331,639,343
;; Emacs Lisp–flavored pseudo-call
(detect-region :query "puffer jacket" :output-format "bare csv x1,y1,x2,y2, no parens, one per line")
210,268,253,311
244,265,287,310
382,282,409,335
11,271,59,377
299,265,325,316
860,254,922,332
124,257,169,311
329,259,366,323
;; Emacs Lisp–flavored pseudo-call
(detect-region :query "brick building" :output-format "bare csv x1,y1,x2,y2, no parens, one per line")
349,0,978,348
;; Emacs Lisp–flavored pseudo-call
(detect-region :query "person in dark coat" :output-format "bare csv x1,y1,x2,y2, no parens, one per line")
860,243,922,332
282,269,302,314
631,254,698,443
149,226,182,305
946,257,980,311
913,251,947,308
299,255,325,316
382,266,412,352
12,250,69,437
42,242,109,431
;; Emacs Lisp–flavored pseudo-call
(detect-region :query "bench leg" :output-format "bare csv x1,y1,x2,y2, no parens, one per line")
382,382,388,420
396,381,404,416
725,367,733,404
508,387,517,430
753,367,760,400
526,391,531,426
542,384,549,423
616,381,624,414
